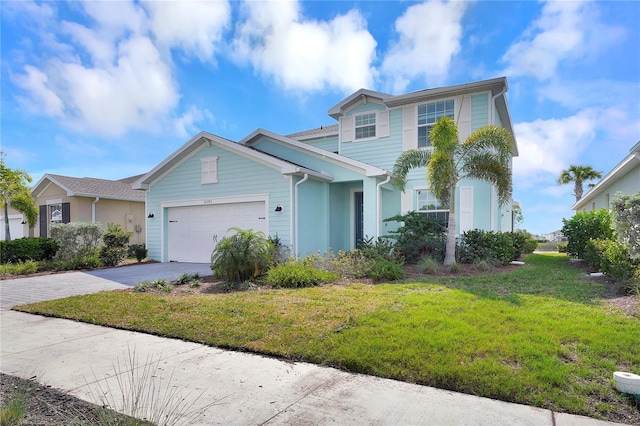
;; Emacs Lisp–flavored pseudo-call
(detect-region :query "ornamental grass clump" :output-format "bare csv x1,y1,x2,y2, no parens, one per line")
265,260,337,288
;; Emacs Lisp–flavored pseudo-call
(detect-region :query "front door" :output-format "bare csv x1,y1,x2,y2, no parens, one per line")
354,191,364,248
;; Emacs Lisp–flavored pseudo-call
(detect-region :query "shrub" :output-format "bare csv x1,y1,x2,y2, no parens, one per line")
331,250,375,279
175,273,201,288
99,223,131,267
211,228,273,282
369,258,405,281
268,234,290,265
51,222,103,261
561,209,613,259
610,190,640,259
0,238,58,263
383,212,446,263
418,256,440,274
523,238,538,254
359,236,403,263
134,279,173,293
52,253,101,271
599,240,638,282
557,242,568,253
474,259,493,272
128,244,148,262
456,230,516,266
584,238,609,270
0,259,40,275
265,261,337,288
448,263,461,273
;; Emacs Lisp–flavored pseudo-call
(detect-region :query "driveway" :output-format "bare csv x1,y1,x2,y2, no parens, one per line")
0,262,212,310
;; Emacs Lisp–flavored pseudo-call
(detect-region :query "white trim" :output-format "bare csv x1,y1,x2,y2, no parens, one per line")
353,111,377,141
350,187,363,249
200,156,219,184
294,174,309,257
160,193,270,209
459,186,473,234
46,199,63,205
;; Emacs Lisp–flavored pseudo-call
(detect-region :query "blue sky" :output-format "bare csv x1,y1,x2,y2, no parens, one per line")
1,0,639,236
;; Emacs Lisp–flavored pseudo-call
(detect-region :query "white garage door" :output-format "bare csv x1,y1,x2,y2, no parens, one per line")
0,216,25,240
167,201,267,263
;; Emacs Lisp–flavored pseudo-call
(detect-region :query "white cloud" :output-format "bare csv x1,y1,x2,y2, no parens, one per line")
232,0,377,93
502,1,625,81
381,0,467,93
13,65,64,116
144,0,231,61
513,110,598,184
173,106,214,138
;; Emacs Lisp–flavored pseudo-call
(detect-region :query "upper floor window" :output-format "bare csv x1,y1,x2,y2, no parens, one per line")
354,113,376,140
417,189,449,225
201,156,218,184
417,99,454,148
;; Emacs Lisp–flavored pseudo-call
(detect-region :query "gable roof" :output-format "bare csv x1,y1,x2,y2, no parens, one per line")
328,89,391,120
32,174,146,201
287,124,339,141
132,131,332,190
241,128,389,178
572,141,640,211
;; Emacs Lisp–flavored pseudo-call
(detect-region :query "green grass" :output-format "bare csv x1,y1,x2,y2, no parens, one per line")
15,254,640,422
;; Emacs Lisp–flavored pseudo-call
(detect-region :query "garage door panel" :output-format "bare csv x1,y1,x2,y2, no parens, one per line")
168,202,266,263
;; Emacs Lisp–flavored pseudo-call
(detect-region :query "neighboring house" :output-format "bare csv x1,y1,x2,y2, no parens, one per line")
134,77,518,263
31,174,146,244
572,141,640,213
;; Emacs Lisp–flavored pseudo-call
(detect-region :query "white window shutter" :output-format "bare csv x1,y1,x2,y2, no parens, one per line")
341,116,353,143
402,105,415,150
459,186,473,233
378,110,389,138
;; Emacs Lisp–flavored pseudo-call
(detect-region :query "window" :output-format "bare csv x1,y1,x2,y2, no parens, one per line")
354,113,376,140
417,189,449,225
417,99,454,148
49,203,63,223
201,157,218,184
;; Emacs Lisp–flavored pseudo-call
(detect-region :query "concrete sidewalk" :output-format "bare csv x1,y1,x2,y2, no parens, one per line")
0,267,630,425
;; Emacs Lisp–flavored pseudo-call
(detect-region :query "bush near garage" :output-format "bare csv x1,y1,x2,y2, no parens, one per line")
50,222,103,261
211,227,273,282
0,237,58,264
99,223,131,267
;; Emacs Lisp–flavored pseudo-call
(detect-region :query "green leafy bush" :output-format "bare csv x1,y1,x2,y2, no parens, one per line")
134,279,172,293
0,238,58,264
456,230,516,265
599,240,638,282
99,224,131,267
268,234,290,265
611,190,640,259
51,254,101,271
50,222,103,261
557,242,568,253
265,261,337,288
175,273,201,288
211,228,273,282
128,244,148,262
383,212,446,263
584,238,609,270
369,258,405,281
523,238,538,254
561,209,613,259
359,236,403,263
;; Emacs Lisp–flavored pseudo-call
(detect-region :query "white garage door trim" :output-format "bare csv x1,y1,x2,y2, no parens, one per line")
160,194,270,263
0,215,25,240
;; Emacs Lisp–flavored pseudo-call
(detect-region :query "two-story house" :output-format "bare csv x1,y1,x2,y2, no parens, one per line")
133,77,518,263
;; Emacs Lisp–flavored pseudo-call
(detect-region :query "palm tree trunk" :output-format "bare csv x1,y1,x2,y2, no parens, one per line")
443,182,457,266
4,201,11,242
574,180,583,202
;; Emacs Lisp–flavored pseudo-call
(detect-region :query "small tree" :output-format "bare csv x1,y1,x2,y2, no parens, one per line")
561,209,613,259
610,190,640,258
210,228,273,282
557,165,602,203
0,153,38,241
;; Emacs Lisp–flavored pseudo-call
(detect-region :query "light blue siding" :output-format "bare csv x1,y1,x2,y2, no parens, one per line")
340,108,403,170
146,143,291,261
296,177,330,256
471,93,489,131
306,135,339,153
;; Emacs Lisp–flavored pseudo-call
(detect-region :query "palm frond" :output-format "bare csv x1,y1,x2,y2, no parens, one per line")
391,149,432,191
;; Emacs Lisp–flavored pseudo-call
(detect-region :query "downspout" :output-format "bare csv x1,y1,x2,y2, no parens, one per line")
490,85,507,230
490,85,506,125
91,197,100,223
294,174,309,257
376,174,391,237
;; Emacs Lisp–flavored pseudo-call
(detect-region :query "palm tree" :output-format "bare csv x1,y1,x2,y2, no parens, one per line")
0,154,38,241
392,116,513,266
557,165,602,203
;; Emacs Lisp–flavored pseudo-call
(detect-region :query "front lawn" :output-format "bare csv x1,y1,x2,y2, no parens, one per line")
16,254,640,424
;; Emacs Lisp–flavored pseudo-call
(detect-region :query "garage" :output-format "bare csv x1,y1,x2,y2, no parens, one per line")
0,215,25,240
167,201,267,263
